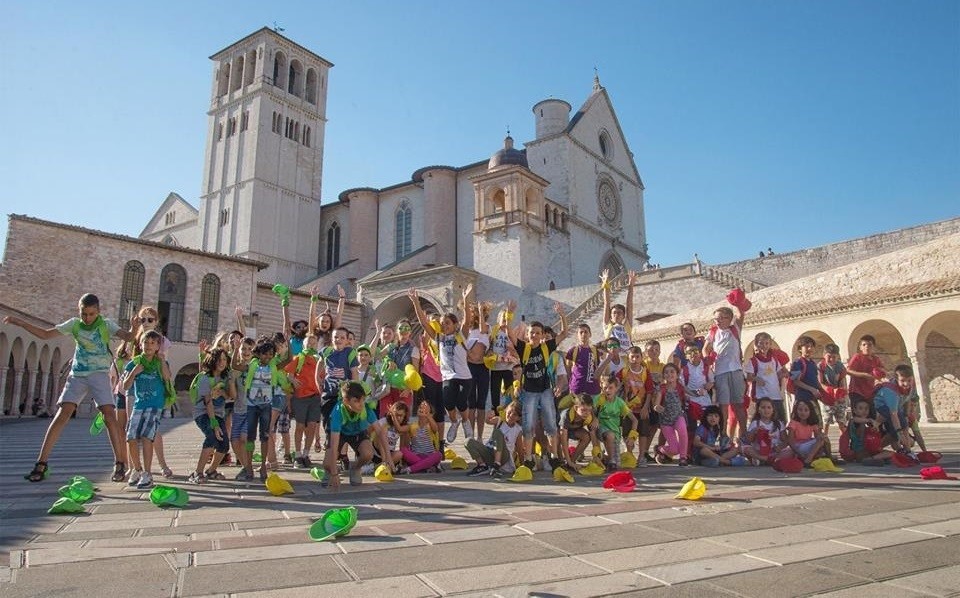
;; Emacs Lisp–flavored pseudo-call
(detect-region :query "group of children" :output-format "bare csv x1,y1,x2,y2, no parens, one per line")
7,273,933,490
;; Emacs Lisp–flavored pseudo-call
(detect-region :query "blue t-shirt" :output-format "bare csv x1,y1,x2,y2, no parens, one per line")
322,347,358,396
329,401,377,436
874,384,905,415
123,360,165,410
790,357,821,402
289,336,305,357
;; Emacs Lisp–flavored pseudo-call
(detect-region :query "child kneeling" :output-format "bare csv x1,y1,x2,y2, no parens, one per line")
324,381,393,488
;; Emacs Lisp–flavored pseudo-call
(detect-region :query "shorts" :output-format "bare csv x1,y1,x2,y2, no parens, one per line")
467,362,490,410
418,376,445,422
246,402,273,443
274,410,290,434
822,398,850,426
336,432,369,453
291,395,323,424
225,402,235,415
521,389,558,436
271,393,288,412
115,392,127,410
59,372,114,407
442,378,473,413
714,371,746,406
231,411,249,440
126,407,161,441
195,413,229,452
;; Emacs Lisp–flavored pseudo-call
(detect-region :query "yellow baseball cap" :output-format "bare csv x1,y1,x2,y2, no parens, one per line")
509,465,533,482
675,477,706,500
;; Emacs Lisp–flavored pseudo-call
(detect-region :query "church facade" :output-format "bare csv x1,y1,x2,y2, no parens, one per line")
141,28,649,324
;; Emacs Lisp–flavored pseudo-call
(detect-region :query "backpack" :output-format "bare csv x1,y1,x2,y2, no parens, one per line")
786,358,807,395
520,342,552,386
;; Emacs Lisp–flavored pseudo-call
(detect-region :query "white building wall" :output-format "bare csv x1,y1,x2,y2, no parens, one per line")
377,188,425,268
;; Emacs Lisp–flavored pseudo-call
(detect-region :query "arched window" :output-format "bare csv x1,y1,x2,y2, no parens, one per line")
326,222,341,270
305,68,318,104
119,260,145,330
243,49,256,86
231,57,243,92
492,189,505,213
158,264,187,341
217,64,230,96
197,274,221,343
395,201,412,260
288,59,303,97
272,51,287,88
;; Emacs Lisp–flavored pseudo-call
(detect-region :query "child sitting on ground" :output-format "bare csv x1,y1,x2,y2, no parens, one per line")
558,394,600,470
842,398,891,465
693,405,739,466
399,401,443,474
466,401,523,478
783,399,831,466
741,398,784,465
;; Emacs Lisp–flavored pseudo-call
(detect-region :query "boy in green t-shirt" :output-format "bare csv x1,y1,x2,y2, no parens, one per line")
5,293,137,482
596,374,638,471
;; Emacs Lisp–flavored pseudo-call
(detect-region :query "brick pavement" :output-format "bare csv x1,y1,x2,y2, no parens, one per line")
1,417,958,597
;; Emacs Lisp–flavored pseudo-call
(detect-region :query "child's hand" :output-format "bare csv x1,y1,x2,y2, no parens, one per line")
654,404,664,413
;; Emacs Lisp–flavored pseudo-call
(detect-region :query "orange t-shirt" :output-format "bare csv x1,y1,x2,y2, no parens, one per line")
283,353,321,398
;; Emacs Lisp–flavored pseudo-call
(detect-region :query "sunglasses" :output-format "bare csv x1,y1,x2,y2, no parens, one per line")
397,326,412,332
140,317,156,324
606,344,620,349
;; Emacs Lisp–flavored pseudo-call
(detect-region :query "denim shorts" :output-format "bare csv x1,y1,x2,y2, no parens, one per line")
521,389,558,436
195,413,229,452
246,403,273,443
231,411,249,440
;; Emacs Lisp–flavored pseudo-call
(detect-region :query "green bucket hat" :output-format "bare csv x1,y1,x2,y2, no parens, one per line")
309,506,358,542
149,485,190,508
89,412,105,436
48,497,86,515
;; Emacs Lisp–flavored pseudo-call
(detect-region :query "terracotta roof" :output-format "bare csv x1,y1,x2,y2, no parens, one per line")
10,215,269,270
636,275,960,342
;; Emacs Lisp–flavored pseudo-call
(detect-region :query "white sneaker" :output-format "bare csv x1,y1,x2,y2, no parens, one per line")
127,469,142,486
446,420,460,444
360,463,375,475
136,472,154,489
462,419,474,440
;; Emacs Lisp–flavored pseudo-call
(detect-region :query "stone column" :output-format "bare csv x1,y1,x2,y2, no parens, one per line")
11,368,24,417
39,372,51,409
25,368,38,414
909,350,937,423
0,366,8,413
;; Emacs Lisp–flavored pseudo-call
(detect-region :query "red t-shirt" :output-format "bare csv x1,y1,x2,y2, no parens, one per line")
847,353,883,399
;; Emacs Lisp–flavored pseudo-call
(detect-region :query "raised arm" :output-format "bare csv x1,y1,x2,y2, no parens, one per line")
600,269,612,327
460,284,473,338
235,305,246,337
408,288,435,340
334,285,346,329
625,270,638,326
2,315,60,340
553,302,569,343
308,284,320,338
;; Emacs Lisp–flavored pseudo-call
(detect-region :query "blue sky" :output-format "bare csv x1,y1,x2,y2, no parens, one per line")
1,1,957,268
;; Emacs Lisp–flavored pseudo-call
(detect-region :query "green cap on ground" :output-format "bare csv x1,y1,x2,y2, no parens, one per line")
309,506,358,542
58,479,95,503
310,467,326,481
48,497,86,515
149,485,190,508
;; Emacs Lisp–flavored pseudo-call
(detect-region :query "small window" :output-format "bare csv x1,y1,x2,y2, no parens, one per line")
395,201,412,260
219,208,230,227
599,130,613,160
217,122,223,141
240,111,249,131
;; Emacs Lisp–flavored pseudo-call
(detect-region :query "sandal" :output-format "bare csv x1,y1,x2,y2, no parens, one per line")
161,466,174,478
111,461,127,483
204,470,226,480
24,461,49,482
259,466,268,481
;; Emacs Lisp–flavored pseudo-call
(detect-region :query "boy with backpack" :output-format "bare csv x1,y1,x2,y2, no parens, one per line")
5,293,137,482
507,302,569,471
702,305,747,441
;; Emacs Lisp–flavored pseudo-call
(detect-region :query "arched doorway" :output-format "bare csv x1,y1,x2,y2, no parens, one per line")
791,330,837,360
916,311,960,422
847,320,908,371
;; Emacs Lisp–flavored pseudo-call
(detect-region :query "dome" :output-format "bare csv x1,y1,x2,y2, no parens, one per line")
488,135,527,170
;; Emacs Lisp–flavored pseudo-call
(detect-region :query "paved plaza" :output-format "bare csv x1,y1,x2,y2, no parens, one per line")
0,416,958,597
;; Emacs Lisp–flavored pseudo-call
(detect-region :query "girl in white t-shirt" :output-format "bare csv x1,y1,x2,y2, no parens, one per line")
742,398,785,465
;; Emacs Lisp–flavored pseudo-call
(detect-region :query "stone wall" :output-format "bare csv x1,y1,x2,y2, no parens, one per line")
717,217,960,287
